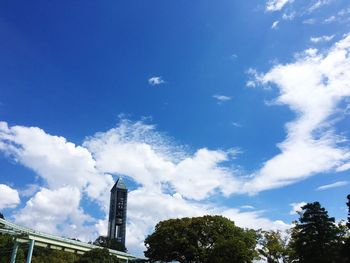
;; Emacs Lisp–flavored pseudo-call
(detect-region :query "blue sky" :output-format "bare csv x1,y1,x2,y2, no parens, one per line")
0,0,350,256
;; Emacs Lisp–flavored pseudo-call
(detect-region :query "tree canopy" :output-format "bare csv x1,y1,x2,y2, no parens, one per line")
77,248,119,263
342,194,350,262
289,202,344,263
257,230,289,263
144,215,258,263
93,236,127,252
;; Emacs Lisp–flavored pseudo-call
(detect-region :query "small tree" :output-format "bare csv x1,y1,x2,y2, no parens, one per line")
290,202,341,263
257,230,288,263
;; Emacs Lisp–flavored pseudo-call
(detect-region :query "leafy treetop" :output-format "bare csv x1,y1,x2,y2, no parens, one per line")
144,215,258,263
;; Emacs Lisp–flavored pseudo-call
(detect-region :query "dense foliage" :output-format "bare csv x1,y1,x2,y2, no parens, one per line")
343,194,350,262
144,215,258,263
0,235,121,263
289,202,345,263
145,196,350,263
257,230,289,263
93,236,127,252
0,234,25,263
77,248,120,263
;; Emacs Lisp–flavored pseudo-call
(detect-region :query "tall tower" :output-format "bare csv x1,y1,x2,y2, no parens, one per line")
107,177,128,246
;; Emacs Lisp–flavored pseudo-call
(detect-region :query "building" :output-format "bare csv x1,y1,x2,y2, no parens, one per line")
107,177,128,246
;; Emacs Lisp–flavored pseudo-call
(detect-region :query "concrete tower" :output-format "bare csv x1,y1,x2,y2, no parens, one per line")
107,177,128,246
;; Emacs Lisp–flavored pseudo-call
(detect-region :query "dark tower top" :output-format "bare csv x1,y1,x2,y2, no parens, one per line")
108,177,128,246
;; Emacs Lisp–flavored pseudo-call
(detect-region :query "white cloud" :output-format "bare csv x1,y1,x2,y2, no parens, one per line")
14,186,97,241
212,94,232,103
0,121,114,207
20,184,40,197
246,80,257,88
338,6,350,16
290,202,307,215
240,205,255,209
337,161,350,172
310,35,335,43
170,149,241,200
222,209,290,231
84,120,241,201
316,181,349,190
282,12,296,20
266,0,294,12
0,119,290,255
232,122,242,128
324,15,336,23
83,120,178,190
148,76,165,86
246,68,263,88
243,34,350,193
303,18,316,24
0,184,20,209
308,0,332,13
271,20,279,29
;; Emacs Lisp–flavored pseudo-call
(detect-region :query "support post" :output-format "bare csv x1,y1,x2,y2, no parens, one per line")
10,241,19,263
26,239,35,263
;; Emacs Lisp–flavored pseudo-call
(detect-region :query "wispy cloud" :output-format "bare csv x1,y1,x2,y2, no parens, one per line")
240,205,255,209
303,18,316,24
213,94,232,103
324,15,336,24
148,76,165,86
20,184,40,197
316,181,349,191
308,0,333,13
246,68,263,88
310,35,334,43
243,34,350,193
266,0,294,12
263,0,343,27
231,122,242,128
282,12,296,20
271,20,280,29
290,202,307,215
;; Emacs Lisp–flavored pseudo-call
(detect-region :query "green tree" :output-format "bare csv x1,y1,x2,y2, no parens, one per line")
144,215,258,263
93,236,127,252
0,212,4,219
257,230,288,263
0,235,25,263
289,202,342,263
341,194,350,263
347,194,350,229
76,248,119,263
31,247,78,263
